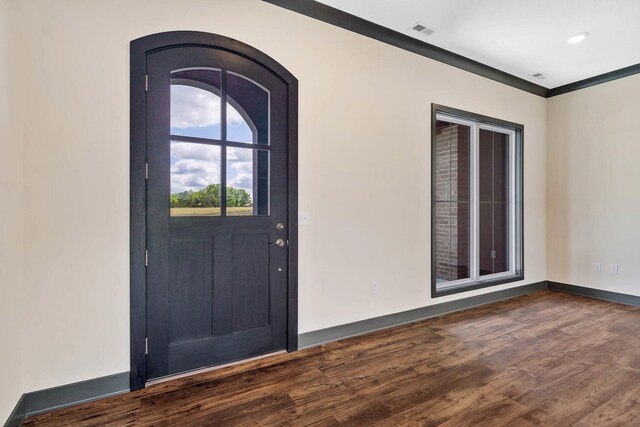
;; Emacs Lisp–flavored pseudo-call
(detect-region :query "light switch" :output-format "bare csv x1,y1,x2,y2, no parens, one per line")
298,211,310,226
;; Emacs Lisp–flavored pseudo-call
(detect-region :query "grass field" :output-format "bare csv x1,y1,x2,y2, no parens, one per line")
171,207,254,217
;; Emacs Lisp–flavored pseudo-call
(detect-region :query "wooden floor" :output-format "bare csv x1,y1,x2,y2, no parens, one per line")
24,290,640,426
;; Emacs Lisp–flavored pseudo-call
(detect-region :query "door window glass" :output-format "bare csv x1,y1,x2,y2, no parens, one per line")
170,69,222,140
169,69,270,217
226,147,269,216
170,142,221,217
226,72,269,145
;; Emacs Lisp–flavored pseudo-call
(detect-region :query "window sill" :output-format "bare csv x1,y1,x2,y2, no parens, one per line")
432,273,524,298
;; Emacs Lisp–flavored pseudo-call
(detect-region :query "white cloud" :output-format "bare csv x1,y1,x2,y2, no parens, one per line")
227,147,254,161
228,105,246,125
228,172,253,190
170,143,221,193
171,85,249,130
231,161,253,174
227,147,254,193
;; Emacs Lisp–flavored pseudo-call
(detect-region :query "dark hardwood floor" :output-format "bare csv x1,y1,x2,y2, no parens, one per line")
24,290,640,426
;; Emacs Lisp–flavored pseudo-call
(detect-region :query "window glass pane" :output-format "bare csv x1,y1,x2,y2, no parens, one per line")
493,201,509,273
170,141,221,217
226,72,269,145
494,133,509,203
226,147,269,216
171,69,222,140
479,130,493,202
479,129,510,276
479,203,493,275
435,121,471,202
435,202,470,282
494,132,510,273
434,120,471,284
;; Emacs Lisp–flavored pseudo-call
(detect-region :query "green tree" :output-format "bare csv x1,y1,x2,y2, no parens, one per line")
170,184,251,208
226,187,252,207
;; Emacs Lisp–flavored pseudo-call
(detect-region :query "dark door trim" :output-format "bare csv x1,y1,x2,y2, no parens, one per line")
130,31,298,391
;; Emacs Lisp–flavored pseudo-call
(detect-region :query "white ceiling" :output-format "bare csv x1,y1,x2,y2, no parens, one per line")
317,0,640,89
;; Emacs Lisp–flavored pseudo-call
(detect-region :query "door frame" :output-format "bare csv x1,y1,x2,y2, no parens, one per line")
130,31,298,391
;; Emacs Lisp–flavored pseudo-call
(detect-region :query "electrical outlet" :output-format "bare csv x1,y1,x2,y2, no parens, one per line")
371,281,379,294
594,263,602,272
610,264,619,274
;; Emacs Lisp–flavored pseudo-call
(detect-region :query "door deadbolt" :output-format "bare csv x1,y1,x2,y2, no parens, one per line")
276,223,285,230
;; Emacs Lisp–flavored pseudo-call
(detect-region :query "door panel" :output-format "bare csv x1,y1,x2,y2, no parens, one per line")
146,46,289,380
231,233,271,331
169,237,214,342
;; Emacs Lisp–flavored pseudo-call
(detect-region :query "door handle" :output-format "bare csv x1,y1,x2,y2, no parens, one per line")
269,239,285,247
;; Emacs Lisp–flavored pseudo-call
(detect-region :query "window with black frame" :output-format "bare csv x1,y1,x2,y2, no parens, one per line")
432,105,523,296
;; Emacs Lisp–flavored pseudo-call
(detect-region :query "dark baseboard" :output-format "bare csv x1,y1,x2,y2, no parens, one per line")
25,372,129,416
3,395,25,427
3,372,129,426
299,281,548,348
548,281,640,306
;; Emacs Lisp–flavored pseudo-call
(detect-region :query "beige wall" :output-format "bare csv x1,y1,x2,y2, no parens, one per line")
14,0,547,394
547,75,640,296
0,0,24,420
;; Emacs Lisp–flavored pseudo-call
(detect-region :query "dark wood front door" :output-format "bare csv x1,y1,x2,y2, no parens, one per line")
144,45,290,380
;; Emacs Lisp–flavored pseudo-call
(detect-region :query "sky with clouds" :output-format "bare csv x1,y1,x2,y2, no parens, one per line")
170,84,261,198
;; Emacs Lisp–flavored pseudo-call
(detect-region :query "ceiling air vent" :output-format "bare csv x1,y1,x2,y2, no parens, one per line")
411,22,435,36
531,72,546,80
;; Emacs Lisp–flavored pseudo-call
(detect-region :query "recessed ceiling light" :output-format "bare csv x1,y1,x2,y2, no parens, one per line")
568,32,590,44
